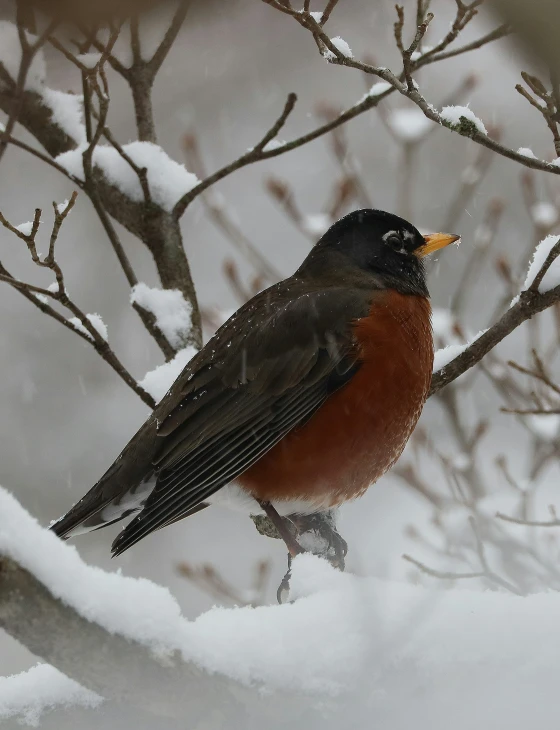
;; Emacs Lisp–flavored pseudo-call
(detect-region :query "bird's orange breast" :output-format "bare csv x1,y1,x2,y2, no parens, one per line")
238,291,433,508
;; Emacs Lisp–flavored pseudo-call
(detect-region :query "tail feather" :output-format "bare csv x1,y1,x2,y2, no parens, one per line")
110,502,209,557
50,497,118,539
50,478,155,540
51,510,129,539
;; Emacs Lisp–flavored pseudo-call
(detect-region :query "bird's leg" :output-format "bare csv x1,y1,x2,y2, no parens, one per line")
277,553,293,605
253,504,346,603
255,502,305,605
256,500,304,558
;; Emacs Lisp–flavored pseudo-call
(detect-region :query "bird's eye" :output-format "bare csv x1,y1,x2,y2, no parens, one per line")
386,234,402,249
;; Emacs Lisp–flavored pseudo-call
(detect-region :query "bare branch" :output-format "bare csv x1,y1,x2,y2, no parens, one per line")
416,24,511,66
124,19,156,144
507,351,560,396
516,71,560,157
0,13,58,164
496,507,560,528
148,0,192,75
173,93,298,219
5,135,83,183
403,553,485,581
321,0,340,26
261,0,560,178
395,5,434,91
0,199,156,408
501,407,560,415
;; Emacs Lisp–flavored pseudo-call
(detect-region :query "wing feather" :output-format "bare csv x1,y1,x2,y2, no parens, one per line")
111,380,331,555
54,279,373,547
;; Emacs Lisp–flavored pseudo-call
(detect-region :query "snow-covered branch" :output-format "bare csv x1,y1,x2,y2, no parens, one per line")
261,0,560,176
0,18,202,352
5,487,560,727
430,226,560,394
0,665,101,727
430,282,560,395
0,488,260,723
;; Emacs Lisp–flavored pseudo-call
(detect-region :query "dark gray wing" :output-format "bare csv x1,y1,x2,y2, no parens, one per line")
52,279,371,548
111,284,370,555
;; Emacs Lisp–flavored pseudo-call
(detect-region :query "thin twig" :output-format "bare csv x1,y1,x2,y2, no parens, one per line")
496,508,560,528
501,407,560,415
507,351,560,396
403,553,485,580
183,134,282,281
0,199,156,408
261,0,560,180
173,93,298,219
0,13,58,164
148,0,192,75
416,24,510,66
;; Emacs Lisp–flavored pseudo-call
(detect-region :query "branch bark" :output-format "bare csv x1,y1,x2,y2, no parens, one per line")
0,555,254,723
430,285,560,395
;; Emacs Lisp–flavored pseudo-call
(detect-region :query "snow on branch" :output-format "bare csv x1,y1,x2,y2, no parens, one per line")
130,283,194,349
4,488,560,725
0,17,204,350
430,272,560,395
428,224,560,394
69,313,108,342
521,235,560,294
440,104,488,135
39,88,86,145
139,345,198,402
260,0,560,177
322,36,353,61
433,328,488,373
0,665,101,727
56,142,200,212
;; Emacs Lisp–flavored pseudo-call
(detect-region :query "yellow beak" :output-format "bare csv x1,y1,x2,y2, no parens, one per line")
416,232,461,257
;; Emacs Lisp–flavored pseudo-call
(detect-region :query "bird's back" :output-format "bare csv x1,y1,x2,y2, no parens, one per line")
51,272,374,540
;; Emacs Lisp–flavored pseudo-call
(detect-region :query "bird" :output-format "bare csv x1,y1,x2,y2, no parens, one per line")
51,209,458,559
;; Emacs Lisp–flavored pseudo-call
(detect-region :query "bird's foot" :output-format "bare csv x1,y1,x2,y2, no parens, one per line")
251,505,347,603
276,512,347,603
291,511,347,571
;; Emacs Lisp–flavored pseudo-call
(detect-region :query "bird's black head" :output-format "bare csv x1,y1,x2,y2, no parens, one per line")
299,209,459,298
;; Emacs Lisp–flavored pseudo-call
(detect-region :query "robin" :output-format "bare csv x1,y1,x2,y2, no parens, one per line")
51,209,458,561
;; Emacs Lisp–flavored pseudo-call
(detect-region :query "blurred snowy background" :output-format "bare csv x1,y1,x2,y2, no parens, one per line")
1,0,560,726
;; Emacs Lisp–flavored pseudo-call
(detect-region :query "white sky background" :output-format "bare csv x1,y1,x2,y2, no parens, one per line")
1,0,560,724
